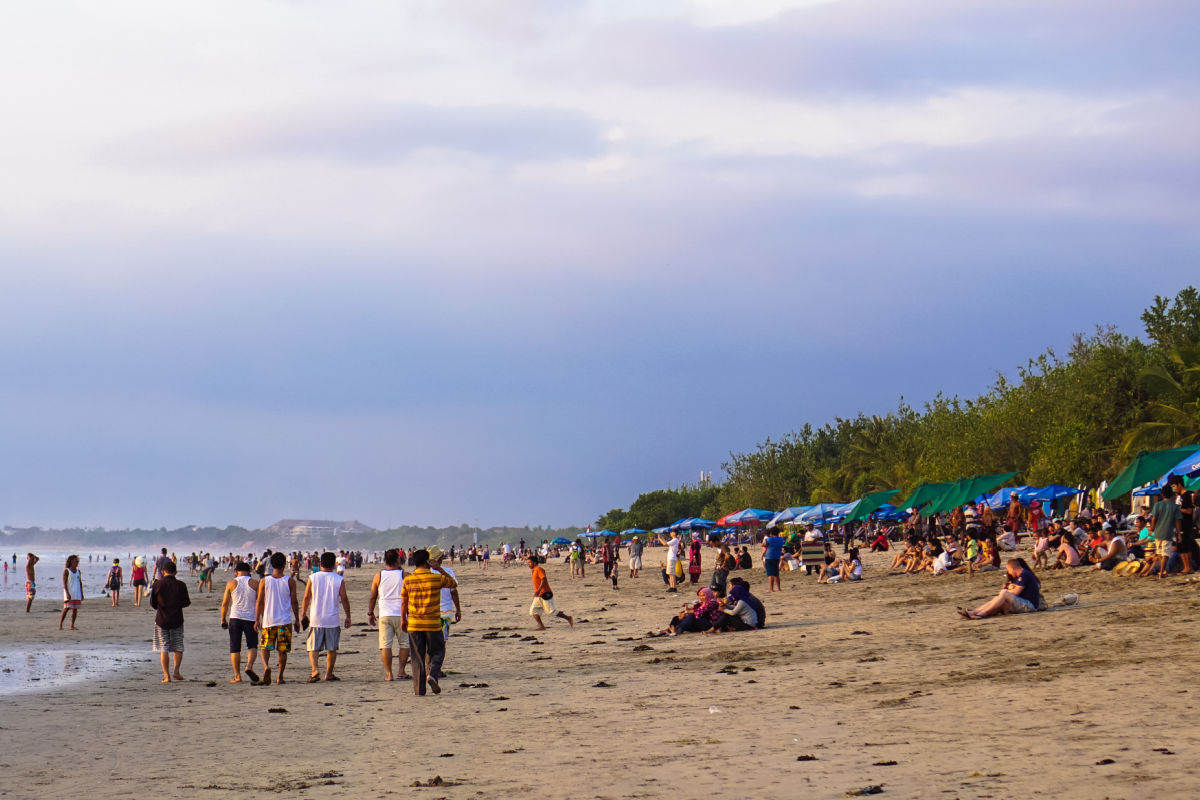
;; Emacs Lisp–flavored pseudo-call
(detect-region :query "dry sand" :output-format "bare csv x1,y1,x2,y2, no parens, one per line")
1,549,1198,800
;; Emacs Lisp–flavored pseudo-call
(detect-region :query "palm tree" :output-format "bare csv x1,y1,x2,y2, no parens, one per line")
1121,344,1200,455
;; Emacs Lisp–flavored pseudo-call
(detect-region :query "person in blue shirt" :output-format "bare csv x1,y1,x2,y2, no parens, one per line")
761,532,786,592
957,558,1041,620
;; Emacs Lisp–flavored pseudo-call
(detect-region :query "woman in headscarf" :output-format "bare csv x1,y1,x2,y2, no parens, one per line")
658,587,723,635
706,583,758,632
687,538,703,585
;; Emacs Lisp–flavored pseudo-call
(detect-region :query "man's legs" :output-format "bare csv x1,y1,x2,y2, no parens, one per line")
381,647,394,680
308,648,321,680
408,631,430,695
230,650,243,682
531,613,546,630
160,652,171,682
424,635,445,693
171,650,184,681
325,649,338,679
667,560,677,591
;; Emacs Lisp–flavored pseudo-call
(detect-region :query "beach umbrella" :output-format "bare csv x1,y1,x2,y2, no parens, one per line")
670,517,715,531
1025,484,1079,504
582,529,616,538
767,506,813,528
871,504,906,521
797,503,846,523
1159,449,1200,483
842,489,900,523
1103,444,1200,500
717,508,776,526
978,486,1032,509
550,537,570,545
922,472,1018,516
620,528,647,535
896,481,955,512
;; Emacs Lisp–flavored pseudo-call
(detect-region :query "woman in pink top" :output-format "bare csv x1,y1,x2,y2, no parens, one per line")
131,557,149,607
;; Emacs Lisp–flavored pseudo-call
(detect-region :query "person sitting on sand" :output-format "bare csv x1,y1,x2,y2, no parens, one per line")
737,546,752,570
840,548,863,582
958,558,1041,619
660,587,724,635
728,577,767,627
705,583,759,633
1049,532,1081,570
1096,529,1128,571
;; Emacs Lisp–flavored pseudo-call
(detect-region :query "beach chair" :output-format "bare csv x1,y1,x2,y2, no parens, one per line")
800,543,825,574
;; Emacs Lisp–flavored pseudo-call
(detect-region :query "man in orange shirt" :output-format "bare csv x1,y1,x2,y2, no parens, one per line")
528,554,573,630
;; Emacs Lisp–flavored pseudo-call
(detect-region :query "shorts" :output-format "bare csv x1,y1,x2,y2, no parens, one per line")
848,574,862,581
228,617,258,653
25,581,35,599
1155,540,1173,557
530,596,558,616
133,579,147,587
63,599,81,609
260,624,293,653
1009,595,1036,614
378,616,406,651
307,626,341,652
153,625,185,652
628,555,642,570
763,558,781,577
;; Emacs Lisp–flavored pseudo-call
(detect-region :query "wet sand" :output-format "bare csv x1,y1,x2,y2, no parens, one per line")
1,551,1198,799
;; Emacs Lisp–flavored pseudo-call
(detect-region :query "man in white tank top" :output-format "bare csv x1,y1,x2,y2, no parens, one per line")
255,552,299,686
301,552,351,682
367,548,410,681
219,562,261,684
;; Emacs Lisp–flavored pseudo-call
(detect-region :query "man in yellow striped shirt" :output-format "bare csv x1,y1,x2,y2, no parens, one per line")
401,549,458,696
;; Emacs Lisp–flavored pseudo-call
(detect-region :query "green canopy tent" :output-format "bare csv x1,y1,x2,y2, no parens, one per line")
1103,444,1200,500
921,472,1018,517
896,482,954,513
842,489,900,523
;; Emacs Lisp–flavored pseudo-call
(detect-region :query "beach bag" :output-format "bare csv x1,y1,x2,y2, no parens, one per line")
674,560,685,579
539,590,553,600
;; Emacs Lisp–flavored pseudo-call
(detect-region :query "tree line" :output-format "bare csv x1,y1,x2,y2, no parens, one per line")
597,287,1200,532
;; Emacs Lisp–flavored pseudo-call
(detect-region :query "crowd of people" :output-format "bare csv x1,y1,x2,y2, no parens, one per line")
17,472,1197,689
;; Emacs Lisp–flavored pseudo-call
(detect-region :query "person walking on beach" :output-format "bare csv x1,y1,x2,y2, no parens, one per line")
367,549,411,681
59,554,83,630
131,556,149,607
428,547,461,674
528,554,573,630
153,548,171,582
301,552,351,682
150,559,191,682
255,552,300,686
401,549,458,696
658,530,681,592
107,559,124,607
601,537,619,589
628,536,643,579
25,553,39,613
219,562,261,684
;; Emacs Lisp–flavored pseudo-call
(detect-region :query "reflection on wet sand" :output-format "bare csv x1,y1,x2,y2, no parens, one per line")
0,645,150,695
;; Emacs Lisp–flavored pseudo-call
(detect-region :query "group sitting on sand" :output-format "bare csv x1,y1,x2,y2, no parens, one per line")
654,577,766,635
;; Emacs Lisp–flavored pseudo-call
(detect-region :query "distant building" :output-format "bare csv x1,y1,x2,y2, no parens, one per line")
265,519,375,538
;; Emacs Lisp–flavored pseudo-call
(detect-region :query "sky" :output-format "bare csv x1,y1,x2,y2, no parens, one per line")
1,0,1198,530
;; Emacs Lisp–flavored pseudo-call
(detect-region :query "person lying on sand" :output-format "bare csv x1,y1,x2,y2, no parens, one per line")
957,558,1040,620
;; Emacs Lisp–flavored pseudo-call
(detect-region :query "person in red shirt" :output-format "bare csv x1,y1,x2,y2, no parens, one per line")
527,555,573,630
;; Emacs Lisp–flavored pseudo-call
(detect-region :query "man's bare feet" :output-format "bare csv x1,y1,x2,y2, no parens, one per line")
162,676,171,683
277,677,287,685
230,677,243,683
173,673,185,681
69,626,78,631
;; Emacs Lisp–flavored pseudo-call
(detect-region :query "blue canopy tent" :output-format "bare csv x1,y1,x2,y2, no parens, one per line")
581,529,617,538
620,528,647,536
669,517,715,532
650,526,671,535
977,486,1033,509
797,503,847,524
768,506,813,528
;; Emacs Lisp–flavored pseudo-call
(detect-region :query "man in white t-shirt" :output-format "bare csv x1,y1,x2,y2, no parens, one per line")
657,530,681,593
300,551,351,682
428,547,461,679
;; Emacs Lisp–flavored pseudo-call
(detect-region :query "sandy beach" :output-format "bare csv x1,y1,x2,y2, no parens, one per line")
2,549,1198,800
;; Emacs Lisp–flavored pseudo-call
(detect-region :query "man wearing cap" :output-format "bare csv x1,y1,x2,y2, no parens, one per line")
428,547,461,680
401,549,457,696
627,536,643,578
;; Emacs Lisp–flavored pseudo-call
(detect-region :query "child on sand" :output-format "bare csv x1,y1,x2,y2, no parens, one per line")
528,555,573,630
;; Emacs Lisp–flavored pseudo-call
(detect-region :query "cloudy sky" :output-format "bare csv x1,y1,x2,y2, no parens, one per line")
1,0,1197,529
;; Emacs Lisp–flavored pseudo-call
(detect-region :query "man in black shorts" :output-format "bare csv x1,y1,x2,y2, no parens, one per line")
219,562,261,684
